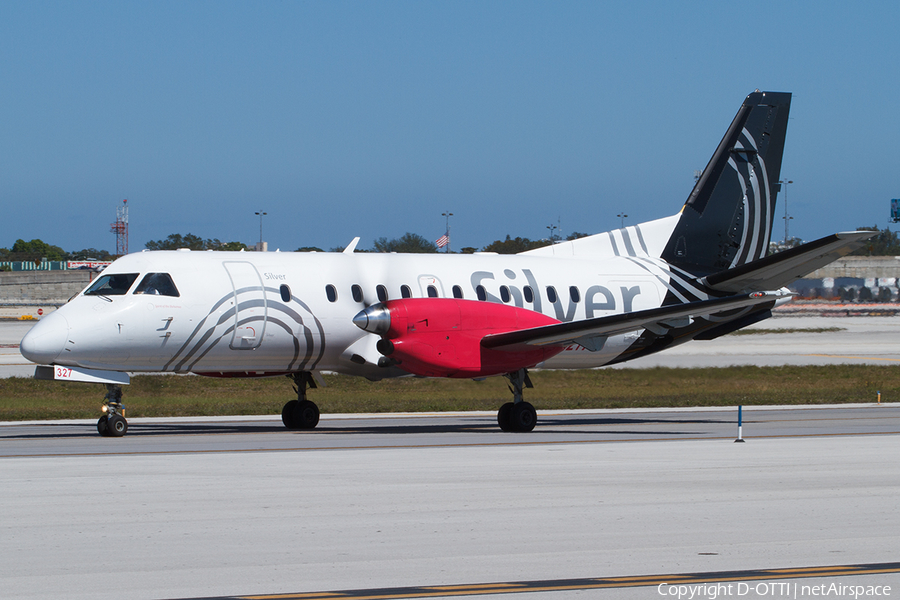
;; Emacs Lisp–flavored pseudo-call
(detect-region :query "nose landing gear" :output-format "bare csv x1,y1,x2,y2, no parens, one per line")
97,384,128,437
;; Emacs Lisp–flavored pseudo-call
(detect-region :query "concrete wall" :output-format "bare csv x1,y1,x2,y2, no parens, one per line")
0,271,96,306
807,256,900,279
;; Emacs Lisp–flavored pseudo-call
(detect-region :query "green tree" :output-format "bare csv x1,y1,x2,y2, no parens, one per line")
68,248,114,261
145,234,246,251
9,239,66,261
850,226,900,256
481,235,551,254
296,246,325,252
372,232,438,253
213,241,249,251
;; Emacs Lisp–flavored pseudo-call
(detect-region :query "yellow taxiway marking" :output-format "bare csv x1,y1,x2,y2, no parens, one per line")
230,562,900,600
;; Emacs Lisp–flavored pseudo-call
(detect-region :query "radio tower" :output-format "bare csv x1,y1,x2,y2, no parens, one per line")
110,199,129,257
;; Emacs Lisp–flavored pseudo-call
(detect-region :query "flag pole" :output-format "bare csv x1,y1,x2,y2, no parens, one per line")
442,211,453,253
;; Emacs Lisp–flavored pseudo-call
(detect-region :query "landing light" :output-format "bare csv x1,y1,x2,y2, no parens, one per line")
101,405,108,413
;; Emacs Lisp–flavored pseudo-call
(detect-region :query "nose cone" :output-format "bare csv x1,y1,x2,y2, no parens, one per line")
20,311,69,364
352,304,391,335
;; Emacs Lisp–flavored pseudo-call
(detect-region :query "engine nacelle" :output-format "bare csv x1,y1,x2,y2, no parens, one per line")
353,298,563,378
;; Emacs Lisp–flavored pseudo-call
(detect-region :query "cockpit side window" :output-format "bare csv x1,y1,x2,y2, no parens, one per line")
84,273,139,296
134,273,180,297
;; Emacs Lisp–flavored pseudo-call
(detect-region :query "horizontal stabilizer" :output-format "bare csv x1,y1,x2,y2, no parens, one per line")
699,231,876,293
482,291,789,350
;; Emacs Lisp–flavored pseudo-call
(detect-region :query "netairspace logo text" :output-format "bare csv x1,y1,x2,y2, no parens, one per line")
657,582,892,599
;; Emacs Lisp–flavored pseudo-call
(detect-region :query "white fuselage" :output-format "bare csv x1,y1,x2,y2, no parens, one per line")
23,248,681,378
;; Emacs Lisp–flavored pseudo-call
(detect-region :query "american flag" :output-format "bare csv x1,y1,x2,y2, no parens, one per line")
435,234,449,248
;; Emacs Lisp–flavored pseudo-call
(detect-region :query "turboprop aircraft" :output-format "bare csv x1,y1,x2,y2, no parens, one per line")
20,90,873,437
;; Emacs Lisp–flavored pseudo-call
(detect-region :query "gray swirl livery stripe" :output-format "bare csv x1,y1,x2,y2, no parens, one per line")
164,288,325,373
276,286,326,370
728,127,772,268
620,257,690,302
620,229,637,257
608,232,620,256
726,156,755,267
622,257,706,304
172,303,244,371
739,126,772,263
633,224,650,255
663,262,712,299
261,286,326,371
164,291,236,371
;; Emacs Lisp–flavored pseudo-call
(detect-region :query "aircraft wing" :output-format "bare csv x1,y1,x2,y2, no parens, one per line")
481,290,789,351
698,231,875,294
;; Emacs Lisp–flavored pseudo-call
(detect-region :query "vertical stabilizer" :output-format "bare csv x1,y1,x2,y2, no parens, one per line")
661,91,791,276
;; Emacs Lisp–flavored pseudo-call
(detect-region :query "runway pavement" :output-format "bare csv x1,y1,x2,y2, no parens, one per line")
2,405,900,599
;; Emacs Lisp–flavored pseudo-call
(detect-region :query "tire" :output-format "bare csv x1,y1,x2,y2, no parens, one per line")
295,400,320,429
497,402,514,432
509,402,537,433
282,400,300,429
107,414,128,437
97,416,109,436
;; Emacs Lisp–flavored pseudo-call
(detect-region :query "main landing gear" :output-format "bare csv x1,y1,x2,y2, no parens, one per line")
282,371,320,430
97,384,128,437
497,368,537,433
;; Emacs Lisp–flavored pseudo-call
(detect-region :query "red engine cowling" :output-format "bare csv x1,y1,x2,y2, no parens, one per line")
354,298,563,378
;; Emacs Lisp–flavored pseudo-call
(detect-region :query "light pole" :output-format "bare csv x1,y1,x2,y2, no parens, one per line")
617,212,628,228
547,223,557,242
255,211,267,250
441,211,453,253
779,180,793,245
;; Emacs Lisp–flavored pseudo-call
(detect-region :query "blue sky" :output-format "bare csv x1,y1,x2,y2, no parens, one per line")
2,1,898,254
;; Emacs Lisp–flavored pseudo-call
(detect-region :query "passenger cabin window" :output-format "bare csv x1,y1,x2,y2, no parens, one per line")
427,285,439,298
134,273,180,297
351,284,363,303
546,286,558,303
85,273,139,296
500,286,511,303
569,286,581,303
401,285,412,299
452,285,463,299
326,284,338,302
476,285,487,301
280,284,291,302
523,286,534,303
377,285,388,302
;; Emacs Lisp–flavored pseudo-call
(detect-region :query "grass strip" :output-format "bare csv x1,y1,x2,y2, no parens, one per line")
0,364,895,421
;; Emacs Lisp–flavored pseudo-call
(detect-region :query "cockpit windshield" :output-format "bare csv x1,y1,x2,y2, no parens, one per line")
84,273,140,296
134,273,180,297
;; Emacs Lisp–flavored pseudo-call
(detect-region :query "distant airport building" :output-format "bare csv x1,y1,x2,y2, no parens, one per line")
791,256,900,302
0,260,111,272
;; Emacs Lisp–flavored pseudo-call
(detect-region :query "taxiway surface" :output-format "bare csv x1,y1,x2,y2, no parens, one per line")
2,406,900,599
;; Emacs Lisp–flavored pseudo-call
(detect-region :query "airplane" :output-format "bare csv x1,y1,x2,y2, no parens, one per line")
20,90,873,437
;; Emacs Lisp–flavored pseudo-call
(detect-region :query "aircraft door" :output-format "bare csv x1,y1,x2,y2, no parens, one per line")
223,261,267,350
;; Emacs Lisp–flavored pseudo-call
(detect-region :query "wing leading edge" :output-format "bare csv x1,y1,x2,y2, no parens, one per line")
481,290,790,351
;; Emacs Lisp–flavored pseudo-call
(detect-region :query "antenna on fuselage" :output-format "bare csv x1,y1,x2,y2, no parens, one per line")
343,237,360,254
